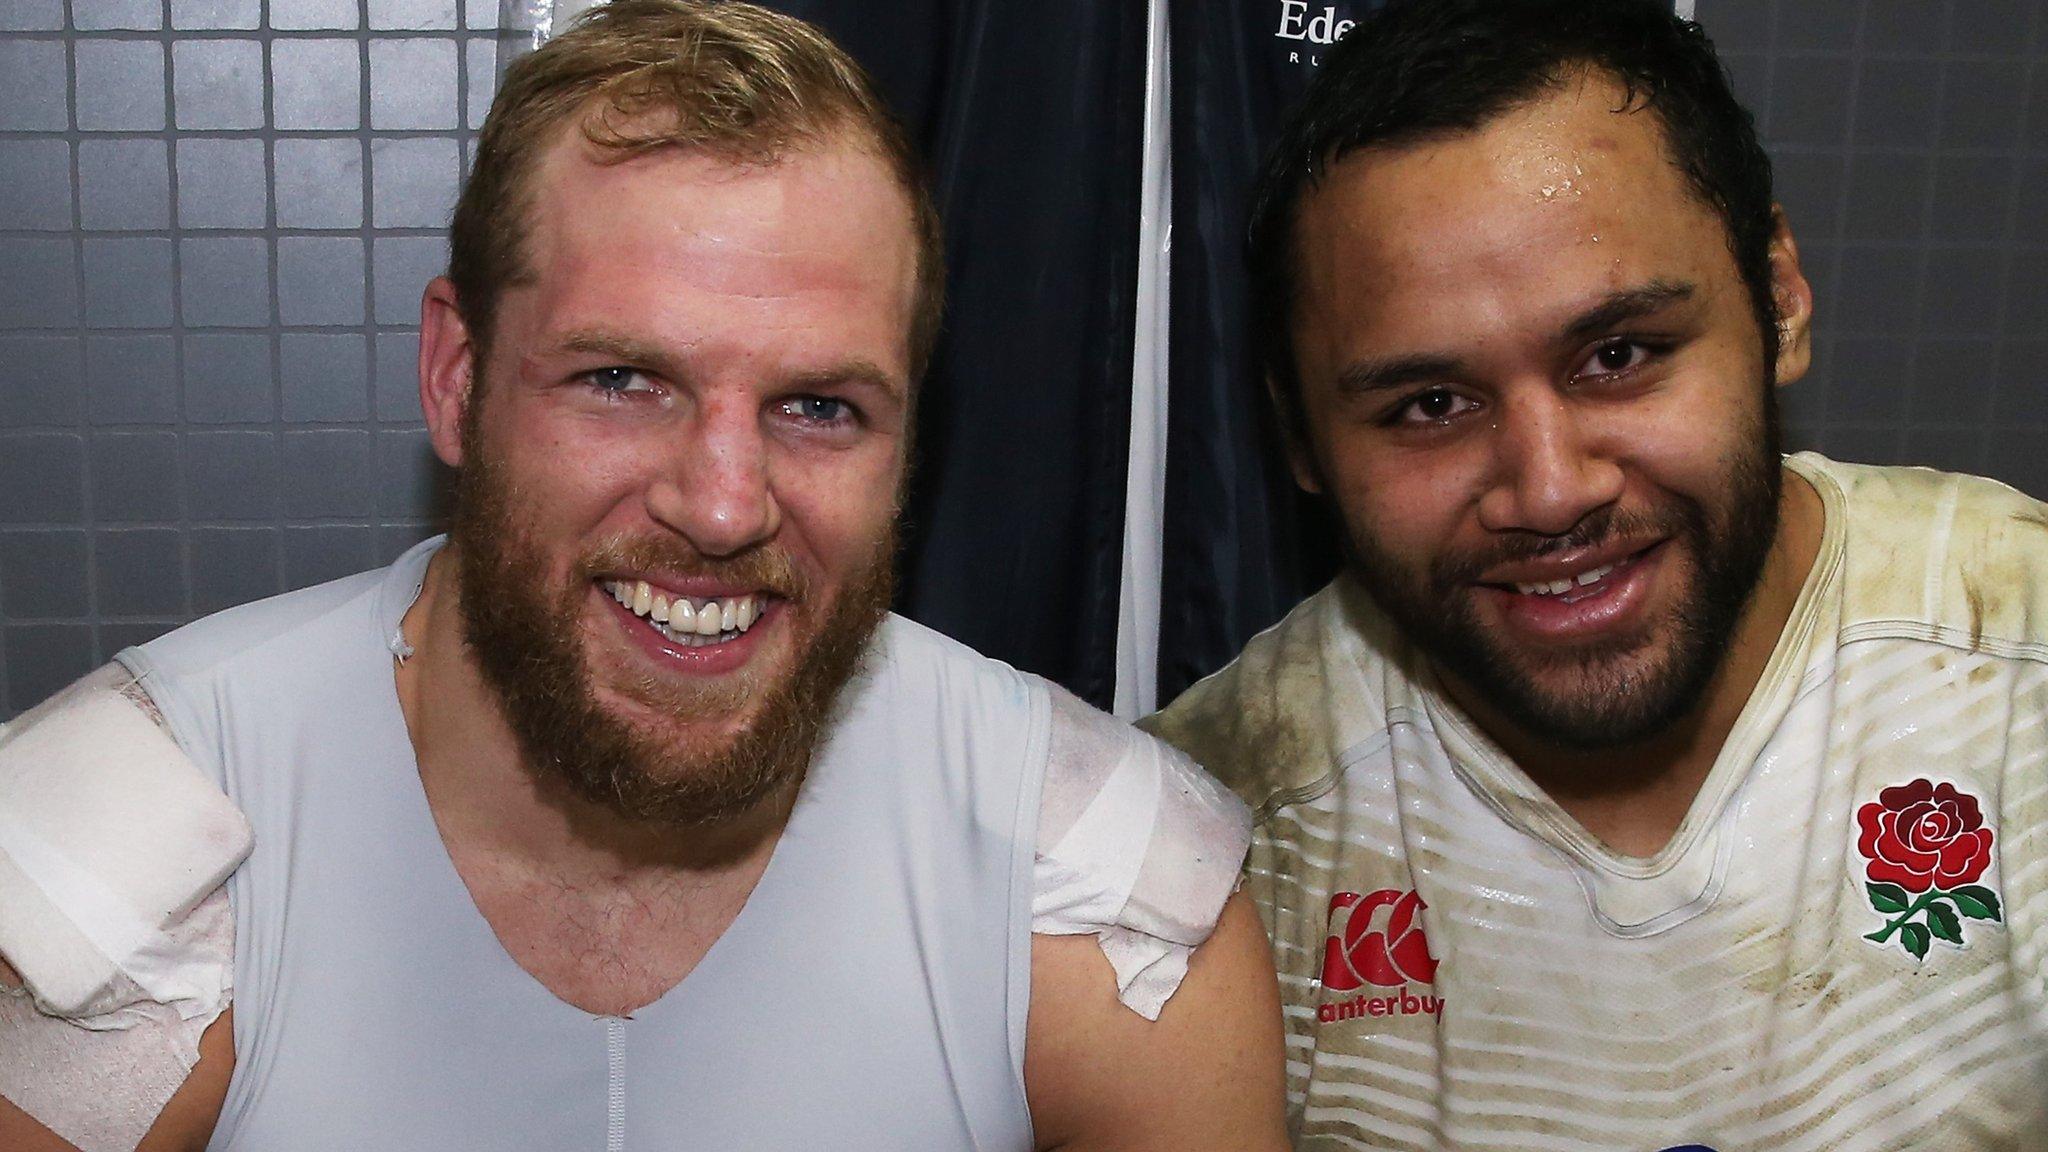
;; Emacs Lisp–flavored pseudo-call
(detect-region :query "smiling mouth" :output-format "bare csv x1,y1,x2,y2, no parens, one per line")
1488,546,1656,605
601,578,766,648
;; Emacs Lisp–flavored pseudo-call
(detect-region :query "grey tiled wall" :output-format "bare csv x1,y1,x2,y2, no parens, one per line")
1705,0,2047,490
0,0,501,714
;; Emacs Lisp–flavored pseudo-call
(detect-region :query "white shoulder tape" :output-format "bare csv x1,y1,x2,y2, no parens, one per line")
0,670,250,1023
1031,686,1252,1020
0,887,232,1152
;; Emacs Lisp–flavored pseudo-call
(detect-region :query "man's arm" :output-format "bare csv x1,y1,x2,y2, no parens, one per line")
0,958,235,1152
0,663,246,1152
1024,891,1289,1152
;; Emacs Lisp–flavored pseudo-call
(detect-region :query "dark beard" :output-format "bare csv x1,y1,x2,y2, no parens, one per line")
448,431,896,829
1349,401,1783,751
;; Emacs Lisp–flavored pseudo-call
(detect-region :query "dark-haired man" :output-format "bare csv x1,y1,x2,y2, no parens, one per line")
1145,0,2047,1147
0,4,1287,1149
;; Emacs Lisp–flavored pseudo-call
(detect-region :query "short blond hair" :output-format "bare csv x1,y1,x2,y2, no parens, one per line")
448,0,943,375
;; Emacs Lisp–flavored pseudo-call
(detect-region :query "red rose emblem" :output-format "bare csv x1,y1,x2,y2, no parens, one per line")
1856,778,1995,894
1854,779,2005,962
1321,888,1439,991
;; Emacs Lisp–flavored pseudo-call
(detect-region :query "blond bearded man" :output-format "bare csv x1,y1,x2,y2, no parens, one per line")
0,4,1286,1149
1146,0,2047,1148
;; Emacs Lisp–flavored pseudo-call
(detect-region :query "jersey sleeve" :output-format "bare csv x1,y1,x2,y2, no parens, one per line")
0,664,247,1151
1030,685,1253,1020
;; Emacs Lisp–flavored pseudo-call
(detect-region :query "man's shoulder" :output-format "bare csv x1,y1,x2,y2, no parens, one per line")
872,610,1026,676
847,614,1050,737
1805,454,2048,658
1035,682,1254,1018
1143,580,1411,812
869,611,1213,787
123,548,424,687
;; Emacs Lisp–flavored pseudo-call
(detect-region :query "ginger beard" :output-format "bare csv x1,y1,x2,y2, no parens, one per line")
449,410,897,829
1349,396,1783,751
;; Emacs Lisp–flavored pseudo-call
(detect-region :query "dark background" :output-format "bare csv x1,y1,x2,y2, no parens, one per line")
783,1,1149,713
1,0,2043,718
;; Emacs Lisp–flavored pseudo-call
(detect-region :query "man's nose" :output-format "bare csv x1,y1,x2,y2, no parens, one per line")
643,402,782,557
1475,390,1624,536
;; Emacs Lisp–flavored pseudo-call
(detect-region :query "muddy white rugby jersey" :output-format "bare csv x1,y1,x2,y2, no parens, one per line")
1146,454,2048,1152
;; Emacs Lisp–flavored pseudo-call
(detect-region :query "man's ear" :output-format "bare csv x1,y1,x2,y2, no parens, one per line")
1765,206,1815,388
419,276,477,469
1266,373,1323,495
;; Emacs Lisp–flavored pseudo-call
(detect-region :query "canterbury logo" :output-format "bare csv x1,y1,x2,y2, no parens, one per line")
1321,888,1440,990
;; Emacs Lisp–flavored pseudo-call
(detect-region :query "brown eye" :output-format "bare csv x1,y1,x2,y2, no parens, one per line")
1388,386,1477,426
1577,340,1651,379
1415,389,1458,419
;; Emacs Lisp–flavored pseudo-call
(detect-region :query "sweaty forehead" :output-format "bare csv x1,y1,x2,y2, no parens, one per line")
521,128,919,315
499,127,925,358
1292,74,1726,330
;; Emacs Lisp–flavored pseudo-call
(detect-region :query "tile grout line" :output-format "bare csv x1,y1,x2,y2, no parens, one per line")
1971,3,2042,475
261,0,289,603
64,0,104,682
358,0,379,570
1813,0,1872,454
1886,0,1954,468
164,0,197,631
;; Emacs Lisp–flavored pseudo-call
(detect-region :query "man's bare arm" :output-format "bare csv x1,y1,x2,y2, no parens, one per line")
0,962,236,1152
1024,892,1289,1152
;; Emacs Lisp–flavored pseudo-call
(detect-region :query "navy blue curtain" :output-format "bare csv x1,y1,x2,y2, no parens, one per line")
771,1,1149,709
1158,0,1366,703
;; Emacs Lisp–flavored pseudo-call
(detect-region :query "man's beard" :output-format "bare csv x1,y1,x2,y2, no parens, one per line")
1348,401,1783,752
448,437,896,829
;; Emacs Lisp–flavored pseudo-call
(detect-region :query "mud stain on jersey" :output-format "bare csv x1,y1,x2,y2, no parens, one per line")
1964,577,1988,652
1147,576,1421,817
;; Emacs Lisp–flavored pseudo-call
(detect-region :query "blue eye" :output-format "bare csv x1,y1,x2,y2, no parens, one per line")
786,396,852,424
586,367,654,396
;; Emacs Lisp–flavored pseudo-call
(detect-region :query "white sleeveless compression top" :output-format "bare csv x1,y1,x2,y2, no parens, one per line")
109,539,1072,1149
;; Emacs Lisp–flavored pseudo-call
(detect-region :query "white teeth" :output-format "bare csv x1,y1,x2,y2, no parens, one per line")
1515,562,1620,597
605,581,765,642
1576,563,1616,587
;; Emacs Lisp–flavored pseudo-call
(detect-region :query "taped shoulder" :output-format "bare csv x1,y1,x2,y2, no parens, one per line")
0,665,250,1021
1031,685,1252,1020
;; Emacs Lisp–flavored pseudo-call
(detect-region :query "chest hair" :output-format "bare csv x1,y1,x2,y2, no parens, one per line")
461,863,762,1016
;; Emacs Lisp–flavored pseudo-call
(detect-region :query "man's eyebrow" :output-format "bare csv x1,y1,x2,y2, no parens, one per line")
1333,353,1467,397
552,334,907,403
786,359,909,406
555,330,670,365
1560,280,1696,343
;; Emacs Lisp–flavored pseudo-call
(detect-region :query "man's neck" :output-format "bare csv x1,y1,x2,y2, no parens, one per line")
391,546,797,1013
393,547,796,885
1445,470,1827,859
